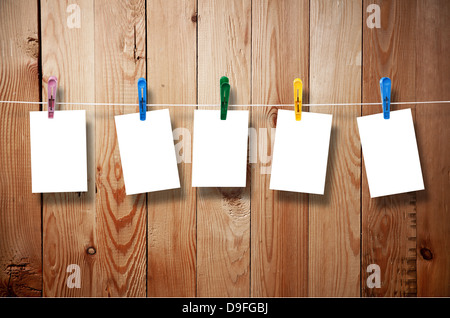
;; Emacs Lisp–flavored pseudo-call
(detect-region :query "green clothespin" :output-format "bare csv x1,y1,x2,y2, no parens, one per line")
220,76,230,120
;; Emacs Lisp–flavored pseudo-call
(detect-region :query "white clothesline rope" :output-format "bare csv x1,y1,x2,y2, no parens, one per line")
0,100,449,107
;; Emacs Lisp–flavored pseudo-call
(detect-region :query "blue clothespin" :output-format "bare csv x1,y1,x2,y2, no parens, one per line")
138,77,147,121
220,76,230,120
380,77,391,120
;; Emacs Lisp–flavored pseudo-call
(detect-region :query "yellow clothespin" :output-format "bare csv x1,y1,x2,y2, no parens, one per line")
294,78,302,121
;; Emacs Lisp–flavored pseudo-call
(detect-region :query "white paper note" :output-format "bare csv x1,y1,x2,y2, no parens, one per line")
269,110,333,195
114,109,180,195
30,110,88,193
192,110,249,187
357,108,424,198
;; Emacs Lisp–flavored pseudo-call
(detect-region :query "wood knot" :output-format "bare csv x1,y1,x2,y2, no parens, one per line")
191,13,198,23
25,36,39,59
420,247,433,260
86,247,96,255
269,108,278,127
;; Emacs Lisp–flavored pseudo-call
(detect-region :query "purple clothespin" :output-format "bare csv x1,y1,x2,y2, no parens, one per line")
48,76,57,119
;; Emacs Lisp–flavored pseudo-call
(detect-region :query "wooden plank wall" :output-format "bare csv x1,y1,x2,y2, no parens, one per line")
197,0,251,297
0,0,41,297
251,0,309,297
0,0,449,297
309,0,362,297
362,0,417,297
147,0,197,297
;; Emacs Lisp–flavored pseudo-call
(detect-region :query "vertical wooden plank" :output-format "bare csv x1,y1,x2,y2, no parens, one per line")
197,0,251,297
309,0,361,297
41,0,97,296
146,0,197,297
94,0,147,297
42,0,147,297
361,0,418,297
0,0,41,297
250,0,309,297
415,0,450,297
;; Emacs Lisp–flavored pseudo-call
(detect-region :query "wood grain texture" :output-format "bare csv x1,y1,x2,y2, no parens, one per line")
94,0,147,297
250,0,309,297
415,0,450,297
146,0,197,297
197,0,251,297
1,0,449,298
41,0,96,296
308,0,361,297
0,0,41,297
362,0,418,297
